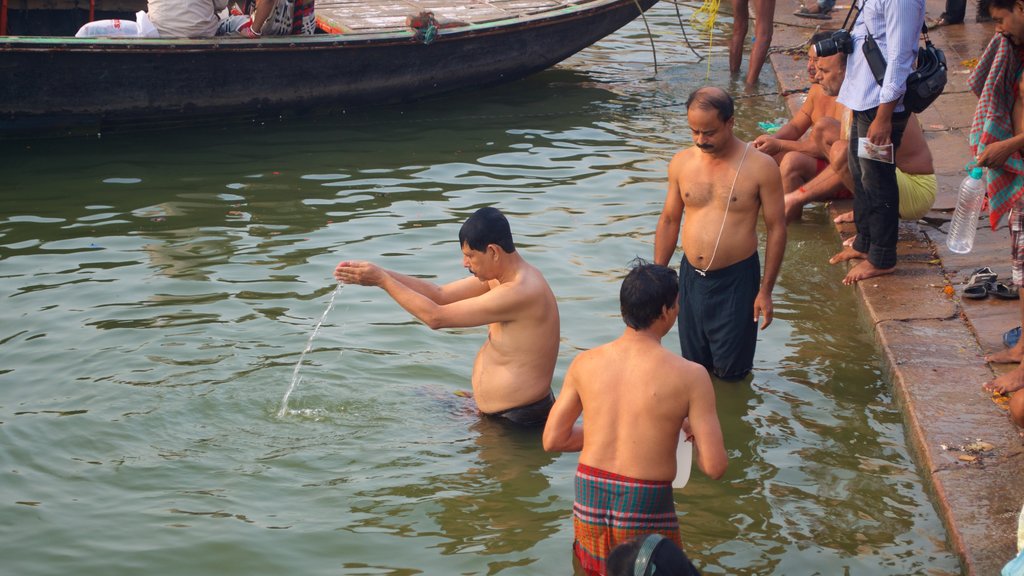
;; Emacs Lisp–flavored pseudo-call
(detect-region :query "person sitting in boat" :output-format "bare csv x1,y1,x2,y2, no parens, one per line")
219,0,317,37
75,0,228,38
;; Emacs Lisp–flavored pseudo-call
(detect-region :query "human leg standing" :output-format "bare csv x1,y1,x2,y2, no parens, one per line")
729,0,750,76
746,0,777,85
843,109,910,283
937,0,967,24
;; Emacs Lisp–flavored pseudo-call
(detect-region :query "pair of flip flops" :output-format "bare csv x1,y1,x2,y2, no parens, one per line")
962,267,1019,300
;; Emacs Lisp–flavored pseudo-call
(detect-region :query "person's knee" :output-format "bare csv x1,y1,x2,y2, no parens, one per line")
779,152,815,188
829,141,848,171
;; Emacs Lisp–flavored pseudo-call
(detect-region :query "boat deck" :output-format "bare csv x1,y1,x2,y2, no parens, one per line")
315,0,604,34
2,0,615,37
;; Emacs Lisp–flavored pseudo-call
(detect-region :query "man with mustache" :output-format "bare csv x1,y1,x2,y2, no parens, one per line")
784,49,936,225
334,207,560,426
654,86,786,380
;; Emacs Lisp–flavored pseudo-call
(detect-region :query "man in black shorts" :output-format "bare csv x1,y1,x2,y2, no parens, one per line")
654,87,787,379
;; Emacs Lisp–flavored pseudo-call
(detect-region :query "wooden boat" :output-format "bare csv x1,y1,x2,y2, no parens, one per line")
0,0,659,133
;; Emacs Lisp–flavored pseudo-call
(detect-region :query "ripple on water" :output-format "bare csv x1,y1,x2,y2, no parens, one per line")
0,4,959,574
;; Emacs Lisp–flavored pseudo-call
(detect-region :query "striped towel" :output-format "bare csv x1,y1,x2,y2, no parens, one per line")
573,463,682,575
969,34,1024,230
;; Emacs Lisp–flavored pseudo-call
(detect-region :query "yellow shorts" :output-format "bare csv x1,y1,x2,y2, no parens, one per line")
896,170,937,221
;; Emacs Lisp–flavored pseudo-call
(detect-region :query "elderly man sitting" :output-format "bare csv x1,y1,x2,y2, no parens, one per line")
781,47,937,225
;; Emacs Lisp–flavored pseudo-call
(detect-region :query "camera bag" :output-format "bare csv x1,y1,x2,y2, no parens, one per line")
902,25,947,113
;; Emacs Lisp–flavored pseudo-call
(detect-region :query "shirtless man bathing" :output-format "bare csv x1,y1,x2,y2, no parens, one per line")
333,207,560,427
543,260,727,574
655,86,787,380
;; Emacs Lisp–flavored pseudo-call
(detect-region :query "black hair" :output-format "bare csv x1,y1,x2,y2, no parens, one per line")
607,534,702,576
458,207,515,253
620,258,678,330
986,0,1016,12
685,86,734,122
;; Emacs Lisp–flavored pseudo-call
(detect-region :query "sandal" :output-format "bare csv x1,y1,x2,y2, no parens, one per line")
988,282,1020,300
967,266,998,287
963,282,990,299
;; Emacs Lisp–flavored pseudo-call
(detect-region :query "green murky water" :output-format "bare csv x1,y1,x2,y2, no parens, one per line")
0,4,959,575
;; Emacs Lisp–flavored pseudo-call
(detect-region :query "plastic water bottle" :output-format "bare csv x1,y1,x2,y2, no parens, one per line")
946,166,985,254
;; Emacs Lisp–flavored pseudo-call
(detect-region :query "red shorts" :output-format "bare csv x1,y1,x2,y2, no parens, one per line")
816,158,852,199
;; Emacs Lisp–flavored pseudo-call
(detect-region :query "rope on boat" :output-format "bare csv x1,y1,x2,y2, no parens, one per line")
634,0,659,75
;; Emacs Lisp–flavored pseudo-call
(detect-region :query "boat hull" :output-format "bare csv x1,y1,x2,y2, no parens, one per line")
0,0,658,132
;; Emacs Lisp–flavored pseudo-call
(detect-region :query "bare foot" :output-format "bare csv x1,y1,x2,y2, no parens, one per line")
985,344,1024,364
843,234,857,247
784,195,805,223
829,245,867,265
983,366,1024,394
833,211,854,224
842,259,895,285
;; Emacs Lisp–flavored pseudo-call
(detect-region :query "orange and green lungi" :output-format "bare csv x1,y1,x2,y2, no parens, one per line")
572,463,682,575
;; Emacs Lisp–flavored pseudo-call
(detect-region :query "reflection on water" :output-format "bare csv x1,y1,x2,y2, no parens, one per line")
0,4,958,575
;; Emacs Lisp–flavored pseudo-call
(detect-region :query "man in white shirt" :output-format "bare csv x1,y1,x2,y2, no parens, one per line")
826,0,926,284
148,0,228,38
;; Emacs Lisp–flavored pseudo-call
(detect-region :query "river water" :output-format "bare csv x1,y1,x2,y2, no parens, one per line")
0,3,959,575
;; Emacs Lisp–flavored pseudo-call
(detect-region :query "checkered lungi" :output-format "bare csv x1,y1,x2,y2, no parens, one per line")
572,463,682,575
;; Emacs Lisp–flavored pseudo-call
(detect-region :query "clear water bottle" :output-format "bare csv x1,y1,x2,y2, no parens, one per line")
946,166,985,254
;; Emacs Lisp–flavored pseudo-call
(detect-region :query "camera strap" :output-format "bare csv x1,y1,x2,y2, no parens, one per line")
839,0,861,31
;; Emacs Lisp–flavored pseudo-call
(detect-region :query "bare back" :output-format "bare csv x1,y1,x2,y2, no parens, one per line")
894,115,934,175
670,139,778,271
570,335,721,481
471,262,559,413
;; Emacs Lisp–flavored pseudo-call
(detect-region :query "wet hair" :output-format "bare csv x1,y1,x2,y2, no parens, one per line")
685,87,734,122
607,534,702,576
458,207,516,253
620,258,678,330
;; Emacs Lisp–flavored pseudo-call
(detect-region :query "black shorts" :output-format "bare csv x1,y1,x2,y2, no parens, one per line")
678,253,760,380
484,391,554,428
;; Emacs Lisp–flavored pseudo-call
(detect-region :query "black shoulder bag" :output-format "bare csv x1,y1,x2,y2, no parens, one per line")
864,19,947,113
902,24,948,113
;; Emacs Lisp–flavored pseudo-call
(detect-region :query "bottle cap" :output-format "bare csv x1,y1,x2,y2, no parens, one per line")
970,166,983,179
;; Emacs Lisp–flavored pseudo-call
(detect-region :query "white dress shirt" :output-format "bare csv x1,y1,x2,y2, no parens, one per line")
148,0,229,38
837,0,926,113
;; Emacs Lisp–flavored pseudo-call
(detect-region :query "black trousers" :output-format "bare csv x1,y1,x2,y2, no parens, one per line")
848,107,911,270
941,0,966,23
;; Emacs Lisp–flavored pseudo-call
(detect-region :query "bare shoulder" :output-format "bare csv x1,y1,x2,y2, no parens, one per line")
669,147,698,170
659,347,708,382
565,343,608,377
746,146,781,177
